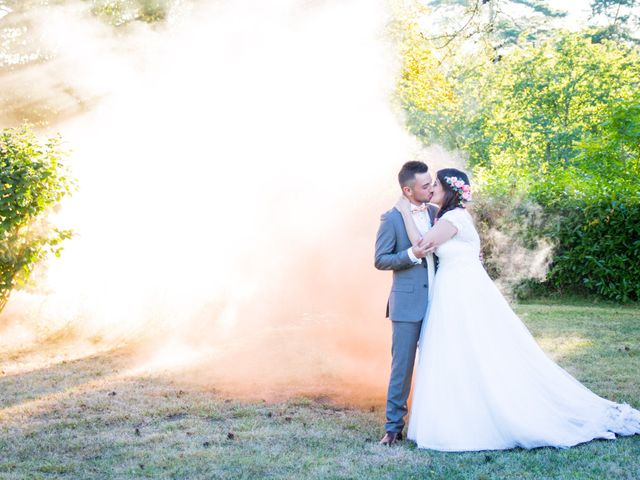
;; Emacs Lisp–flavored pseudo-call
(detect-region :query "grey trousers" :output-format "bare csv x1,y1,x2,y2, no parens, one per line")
385,320,422,433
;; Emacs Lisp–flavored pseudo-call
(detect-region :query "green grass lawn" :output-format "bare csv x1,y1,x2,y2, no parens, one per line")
1,301,639,479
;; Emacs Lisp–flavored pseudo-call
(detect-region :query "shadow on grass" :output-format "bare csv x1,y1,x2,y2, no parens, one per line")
0,346,133,409
0,364,639,480
0,302,639,478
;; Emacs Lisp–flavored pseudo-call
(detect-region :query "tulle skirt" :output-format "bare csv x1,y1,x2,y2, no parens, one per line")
407,258,640,451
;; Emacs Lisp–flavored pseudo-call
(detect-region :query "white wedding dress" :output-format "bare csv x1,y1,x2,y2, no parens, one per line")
407,207,640,451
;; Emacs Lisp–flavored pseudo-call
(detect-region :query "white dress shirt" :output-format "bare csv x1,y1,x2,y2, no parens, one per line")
406,204,436,299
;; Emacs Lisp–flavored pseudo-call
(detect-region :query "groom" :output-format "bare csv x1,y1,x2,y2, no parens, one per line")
374,161,438,446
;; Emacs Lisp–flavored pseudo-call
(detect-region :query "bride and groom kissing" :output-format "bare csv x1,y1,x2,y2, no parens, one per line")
374,161,640,452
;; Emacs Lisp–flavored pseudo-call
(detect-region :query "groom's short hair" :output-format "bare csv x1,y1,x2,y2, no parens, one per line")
398,161,429,187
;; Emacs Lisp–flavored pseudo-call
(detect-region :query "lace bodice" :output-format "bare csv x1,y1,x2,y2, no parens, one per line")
435,208,481,266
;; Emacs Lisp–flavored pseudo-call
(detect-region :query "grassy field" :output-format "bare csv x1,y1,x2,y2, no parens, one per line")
1,301,639,479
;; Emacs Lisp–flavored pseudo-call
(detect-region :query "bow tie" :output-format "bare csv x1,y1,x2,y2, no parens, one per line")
411,203,428,214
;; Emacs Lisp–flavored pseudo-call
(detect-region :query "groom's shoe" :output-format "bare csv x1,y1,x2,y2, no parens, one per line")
379,431,403,446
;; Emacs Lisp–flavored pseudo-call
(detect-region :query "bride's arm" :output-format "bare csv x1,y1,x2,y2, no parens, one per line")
422,219,458,250
394,197,458,249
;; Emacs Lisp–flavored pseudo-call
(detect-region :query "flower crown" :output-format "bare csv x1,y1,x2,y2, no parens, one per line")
443,176,472,207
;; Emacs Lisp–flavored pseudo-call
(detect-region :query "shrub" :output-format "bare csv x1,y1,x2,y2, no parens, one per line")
0,126,74,311
546,200,640,302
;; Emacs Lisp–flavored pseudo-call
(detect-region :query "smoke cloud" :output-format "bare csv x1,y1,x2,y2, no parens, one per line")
0,0,433,404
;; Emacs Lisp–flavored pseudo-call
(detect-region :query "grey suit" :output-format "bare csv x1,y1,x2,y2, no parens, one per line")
374,205,438,434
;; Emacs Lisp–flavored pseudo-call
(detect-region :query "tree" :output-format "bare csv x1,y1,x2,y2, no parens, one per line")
388,1,458,144
0,126,74,311
0,0,175,127
590,0,640,44
396,19,640,299
463,32,640,203
449,31,640,300
420,0,568,56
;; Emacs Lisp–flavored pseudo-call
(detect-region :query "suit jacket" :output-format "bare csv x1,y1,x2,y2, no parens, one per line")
374,205,438,322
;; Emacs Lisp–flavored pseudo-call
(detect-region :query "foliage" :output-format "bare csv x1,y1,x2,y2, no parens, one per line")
0,0,174,127
388,1,458,144
420,0,569,55
400,26,640,301
0,126,74,311
589,0,640,44
460,34,640,301
87,0,172,26
547,200,640,302
462,33,640,199
471,192,552,287
511,0,567,18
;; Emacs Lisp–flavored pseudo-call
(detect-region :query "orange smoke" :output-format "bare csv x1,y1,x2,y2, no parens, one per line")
0,0,440,405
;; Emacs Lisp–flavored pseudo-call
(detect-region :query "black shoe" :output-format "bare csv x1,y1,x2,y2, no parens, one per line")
379,431,403,445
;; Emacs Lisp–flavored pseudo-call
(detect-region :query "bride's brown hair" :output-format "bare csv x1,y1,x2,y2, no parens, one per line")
436,168,470,219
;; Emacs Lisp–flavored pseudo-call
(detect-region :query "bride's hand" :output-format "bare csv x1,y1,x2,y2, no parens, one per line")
394,195,411,213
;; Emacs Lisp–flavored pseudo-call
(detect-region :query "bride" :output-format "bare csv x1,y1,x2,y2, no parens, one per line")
394,167,640,451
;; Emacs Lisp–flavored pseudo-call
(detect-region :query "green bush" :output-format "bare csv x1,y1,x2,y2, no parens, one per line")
546,200,640,302
0,126,74,311
472,193,639,303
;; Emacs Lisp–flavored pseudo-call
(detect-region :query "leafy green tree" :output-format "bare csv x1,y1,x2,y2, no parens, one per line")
455,32,640,300
421,0,568,54
0,126,74,311
459,32,640,202
398,23,640,300
590,0,640,43
389,1,458,144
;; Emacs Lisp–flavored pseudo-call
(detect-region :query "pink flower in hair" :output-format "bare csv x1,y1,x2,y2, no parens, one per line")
444,174,472,205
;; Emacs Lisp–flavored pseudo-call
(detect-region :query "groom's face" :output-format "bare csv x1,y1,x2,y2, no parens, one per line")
403,172,433,204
